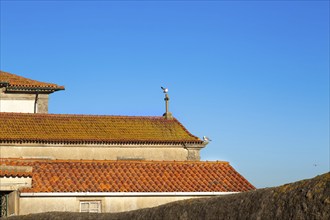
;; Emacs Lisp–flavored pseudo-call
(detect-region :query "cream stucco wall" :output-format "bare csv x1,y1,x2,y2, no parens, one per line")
0,143,204,161
0,99,35,113
18,196,202,215
0,92,49,113
0,177,32,191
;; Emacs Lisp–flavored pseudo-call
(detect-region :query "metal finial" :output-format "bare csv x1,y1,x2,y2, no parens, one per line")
161,86,172,119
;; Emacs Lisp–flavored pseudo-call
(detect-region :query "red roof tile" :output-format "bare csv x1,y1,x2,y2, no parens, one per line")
0,113,203,145
0,170,32,178
0,158,255,193
0,71,64,92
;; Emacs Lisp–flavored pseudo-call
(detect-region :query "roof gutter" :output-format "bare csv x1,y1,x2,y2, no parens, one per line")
5,86,64,93
20,192,238,197
0,82,9,89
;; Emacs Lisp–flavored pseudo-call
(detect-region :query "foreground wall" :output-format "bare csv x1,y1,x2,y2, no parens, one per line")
18,195,204,215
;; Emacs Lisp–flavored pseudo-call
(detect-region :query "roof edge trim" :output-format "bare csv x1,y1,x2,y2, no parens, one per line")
0,140,204,145
5,86,65,93
20,192,238,197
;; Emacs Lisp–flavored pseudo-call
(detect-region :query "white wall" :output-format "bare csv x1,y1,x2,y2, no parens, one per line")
19,196,200,215
0,92,49,113
0,99,35,113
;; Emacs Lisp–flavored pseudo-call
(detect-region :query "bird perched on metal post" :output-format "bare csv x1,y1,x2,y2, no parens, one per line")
161,86,168,93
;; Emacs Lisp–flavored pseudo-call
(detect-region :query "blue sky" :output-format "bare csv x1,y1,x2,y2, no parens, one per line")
1,0,329,188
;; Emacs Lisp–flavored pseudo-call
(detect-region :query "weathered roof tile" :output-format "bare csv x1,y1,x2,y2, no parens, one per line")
0,113,203,144
0,170,32,178
0,158,255,193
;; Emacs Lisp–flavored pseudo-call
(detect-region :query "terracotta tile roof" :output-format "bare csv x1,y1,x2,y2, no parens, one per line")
0,170,32,178
0,71,64,92
0,158,255,193
0,112,203,145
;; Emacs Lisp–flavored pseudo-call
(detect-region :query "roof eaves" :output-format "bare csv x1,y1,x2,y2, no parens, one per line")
0,139,204,145
6,86,65,93
0,81,9,86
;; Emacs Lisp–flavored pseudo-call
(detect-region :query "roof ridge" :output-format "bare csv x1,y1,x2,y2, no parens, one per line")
0,112,165,119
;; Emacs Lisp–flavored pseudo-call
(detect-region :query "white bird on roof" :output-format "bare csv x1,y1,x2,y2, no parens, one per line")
161,86,168,93
203,136,212,142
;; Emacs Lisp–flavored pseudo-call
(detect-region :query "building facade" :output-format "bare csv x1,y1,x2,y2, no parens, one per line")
0,71,64,113
0,71,255,217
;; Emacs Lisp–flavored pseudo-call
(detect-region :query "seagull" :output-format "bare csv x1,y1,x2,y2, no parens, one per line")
203,136,212,142
161,86,168,93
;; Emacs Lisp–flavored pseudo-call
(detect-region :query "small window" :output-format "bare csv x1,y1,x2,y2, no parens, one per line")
80,201,101,213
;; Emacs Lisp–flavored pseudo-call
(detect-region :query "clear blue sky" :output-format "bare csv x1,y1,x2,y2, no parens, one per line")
1,0,329,188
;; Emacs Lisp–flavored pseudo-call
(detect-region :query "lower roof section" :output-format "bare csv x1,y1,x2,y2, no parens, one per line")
0,158,255,193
